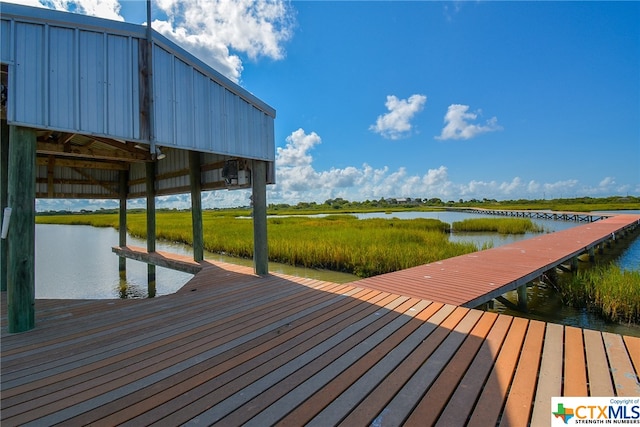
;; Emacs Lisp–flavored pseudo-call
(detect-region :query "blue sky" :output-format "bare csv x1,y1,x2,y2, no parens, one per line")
8,0,640,210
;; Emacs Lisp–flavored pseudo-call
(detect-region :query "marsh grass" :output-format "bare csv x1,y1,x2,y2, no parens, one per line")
452,218,544,234
38,212,477,277
558,265,640,324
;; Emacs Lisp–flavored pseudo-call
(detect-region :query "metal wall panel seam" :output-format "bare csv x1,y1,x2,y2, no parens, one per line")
0,19,12,63
7,18,15,122
150,30,275,118
170,51,177,148
43,23,49,127
102,31,108,136
127,35,133,137
73,27,79,131
189,64,196,148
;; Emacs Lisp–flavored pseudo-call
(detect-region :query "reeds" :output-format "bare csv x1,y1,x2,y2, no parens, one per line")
558,265,640,324
37,212,477,278
452,218,544,234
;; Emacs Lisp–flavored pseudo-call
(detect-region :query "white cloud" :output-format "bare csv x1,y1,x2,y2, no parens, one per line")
598,176,616,188
152,0,295,82
40,0,123,21
34,127,636,212
436,104,502,140
370,94,427,140
276,128,321,167
16,0,295,83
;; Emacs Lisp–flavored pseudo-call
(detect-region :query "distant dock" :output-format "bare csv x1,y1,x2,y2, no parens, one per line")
354,213,640,308
449,207,612,222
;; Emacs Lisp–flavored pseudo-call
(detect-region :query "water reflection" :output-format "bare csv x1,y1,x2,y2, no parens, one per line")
35,224,193,299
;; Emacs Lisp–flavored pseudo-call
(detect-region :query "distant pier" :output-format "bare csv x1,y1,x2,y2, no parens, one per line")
449,207,612,222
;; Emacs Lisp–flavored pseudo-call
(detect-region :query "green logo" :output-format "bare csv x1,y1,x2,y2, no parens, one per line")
553,403,575,424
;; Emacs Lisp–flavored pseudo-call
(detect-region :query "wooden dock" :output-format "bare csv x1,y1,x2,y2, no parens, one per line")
354,214,640,307
2,260,639,426
450,207,612,223
2,213,640,425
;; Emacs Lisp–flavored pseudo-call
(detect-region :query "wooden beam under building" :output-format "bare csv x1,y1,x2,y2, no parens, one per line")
190,151,204,262
7,126,36,332
1,119,8,292
252,160,268,275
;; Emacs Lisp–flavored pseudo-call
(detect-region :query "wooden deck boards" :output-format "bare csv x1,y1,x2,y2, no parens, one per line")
353,214,640,307
2,259,639,426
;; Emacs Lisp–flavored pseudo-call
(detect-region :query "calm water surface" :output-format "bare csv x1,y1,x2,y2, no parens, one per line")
35,210,640,336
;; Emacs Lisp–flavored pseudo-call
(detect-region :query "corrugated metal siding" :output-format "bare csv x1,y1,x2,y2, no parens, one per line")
128,162,147,197
14,22,45,125
48,26,75,129
2,3,276,162
0,19,10,63
107,34,133,137
78,30,105,133
36,165,120,198
151,43,276,161
153,45,174,146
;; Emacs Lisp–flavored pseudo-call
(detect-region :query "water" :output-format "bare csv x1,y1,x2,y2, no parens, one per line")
33,210,640,336
34,224,357,299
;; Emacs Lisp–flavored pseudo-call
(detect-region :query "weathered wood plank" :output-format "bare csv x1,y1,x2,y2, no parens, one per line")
530,322,564,426
98,288,387,427
467,316,529,427
368,308,482,427
602,332,640,396
3,283,356,424
623,335,640,377
112,245,202,274
498,319,546,427
563,326,588,396
226,298,430,426
583,329,614,396
404,311,498,426
435,315,513,427
275,301,446,427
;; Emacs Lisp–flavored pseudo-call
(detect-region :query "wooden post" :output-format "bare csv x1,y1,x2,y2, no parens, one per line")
251,160,268,275
189,151,203,262
118,169,128,272
517,283,528,311
146,161,156,297
570,256,578,271
7,126,36,332
1,119,9,292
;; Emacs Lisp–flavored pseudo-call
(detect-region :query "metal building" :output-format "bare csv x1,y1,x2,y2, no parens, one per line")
0,3,275,332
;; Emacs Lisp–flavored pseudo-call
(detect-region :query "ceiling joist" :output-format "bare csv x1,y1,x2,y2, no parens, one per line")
37,156,129,171
37,141,152,163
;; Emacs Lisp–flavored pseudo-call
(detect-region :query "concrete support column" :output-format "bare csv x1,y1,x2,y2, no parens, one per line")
189,151,203,262
251,160,268,275
146,161,156,297
1,119,8,292
7,126,36,332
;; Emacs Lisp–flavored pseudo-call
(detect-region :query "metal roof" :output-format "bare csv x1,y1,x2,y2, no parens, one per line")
1,2,276,199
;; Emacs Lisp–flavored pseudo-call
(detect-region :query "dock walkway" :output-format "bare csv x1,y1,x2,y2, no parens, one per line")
2,261,639,426
2,213,640,425
354,214,640,307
